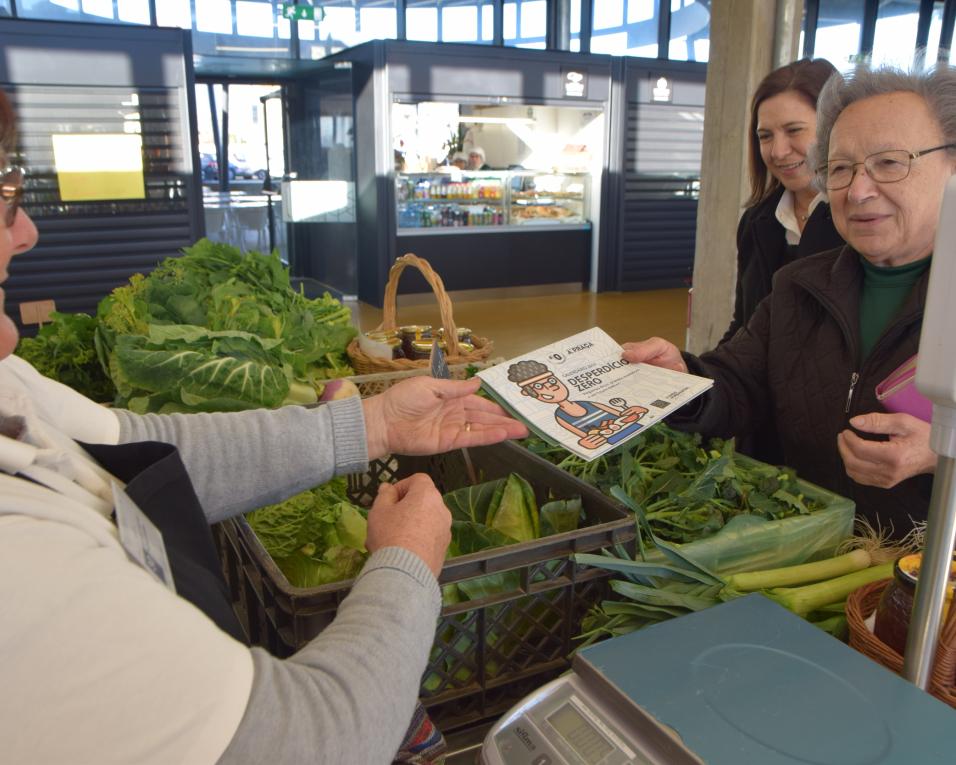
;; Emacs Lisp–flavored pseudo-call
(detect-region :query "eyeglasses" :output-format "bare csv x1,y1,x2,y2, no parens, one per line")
818,144,955,190
521,376,559,394
528,376,558,390
1,165,25,227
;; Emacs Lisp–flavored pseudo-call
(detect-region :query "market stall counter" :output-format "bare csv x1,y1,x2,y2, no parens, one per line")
393,170,592,294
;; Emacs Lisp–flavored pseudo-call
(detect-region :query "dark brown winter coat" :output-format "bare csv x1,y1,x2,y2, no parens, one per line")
681,245,932,534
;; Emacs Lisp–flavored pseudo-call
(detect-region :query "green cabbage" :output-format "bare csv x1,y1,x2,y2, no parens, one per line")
96,239,355,412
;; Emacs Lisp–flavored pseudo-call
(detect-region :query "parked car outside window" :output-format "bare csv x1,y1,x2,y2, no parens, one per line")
200,152,244,181
230,151,267,180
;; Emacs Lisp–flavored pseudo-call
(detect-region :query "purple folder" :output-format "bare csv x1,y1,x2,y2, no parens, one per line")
875,355,932,423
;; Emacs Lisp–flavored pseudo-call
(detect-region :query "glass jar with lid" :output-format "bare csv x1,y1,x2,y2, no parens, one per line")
874,552,956,656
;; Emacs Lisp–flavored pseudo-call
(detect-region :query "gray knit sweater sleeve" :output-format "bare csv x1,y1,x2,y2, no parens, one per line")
216,546,442,765
113,397,368,523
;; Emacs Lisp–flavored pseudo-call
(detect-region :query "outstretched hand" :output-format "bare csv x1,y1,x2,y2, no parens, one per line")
362,376,529,460
621,337,687,373
837,411,937,489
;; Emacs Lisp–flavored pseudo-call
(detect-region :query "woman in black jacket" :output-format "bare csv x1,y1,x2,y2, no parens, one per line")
721,58,845,346
721,59,845,464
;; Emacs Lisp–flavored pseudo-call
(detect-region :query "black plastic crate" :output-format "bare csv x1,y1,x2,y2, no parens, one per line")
214,440,634,730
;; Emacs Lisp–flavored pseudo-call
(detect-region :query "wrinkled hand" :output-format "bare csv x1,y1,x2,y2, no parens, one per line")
622,338,687,373
579,433,607,449
837,412,937,489
362,376,528,460
366,473,451,578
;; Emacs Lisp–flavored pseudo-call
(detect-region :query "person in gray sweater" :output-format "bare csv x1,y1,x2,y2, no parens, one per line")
0,89,527,765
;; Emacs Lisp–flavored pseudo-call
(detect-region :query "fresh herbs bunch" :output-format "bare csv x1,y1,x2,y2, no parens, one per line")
16,312,115,402
525,424,827,544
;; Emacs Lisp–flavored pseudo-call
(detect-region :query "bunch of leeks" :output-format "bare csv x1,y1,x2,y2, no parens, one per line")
575,488,898,646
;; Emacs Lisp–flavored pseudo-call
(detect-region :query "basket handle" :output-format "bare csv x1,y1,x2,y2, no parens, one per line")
381,253,460,355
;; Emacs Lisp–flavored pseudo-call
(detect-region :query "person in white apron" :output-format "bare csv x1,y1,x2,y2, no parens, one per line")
0,90,527,765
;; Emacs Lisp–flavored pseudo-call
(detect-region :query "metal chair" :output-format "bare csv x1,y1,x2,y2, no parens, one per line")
203,206,229,242
231,205,269,253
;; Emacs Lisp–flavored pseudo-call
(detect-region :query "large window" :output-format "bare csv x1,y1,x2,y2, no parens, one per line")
814,0,865,68
667,0,709,62
591,0,661,57
196,83,283,185
924,1,947,65
4,0,724,63
301,0,397,59
569,0,582,51
197,83,288,257
504,0,547,49
406,0,493,43
17,0,150,24
872,0,921,68
190,0,295,59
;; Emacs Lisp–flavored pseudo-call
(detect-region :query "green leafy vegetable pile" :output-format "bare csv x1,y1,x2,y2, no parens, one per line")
94,239,355,413
247,472,584,596
246,478,369,589
524,424,829,544
16,312,115,402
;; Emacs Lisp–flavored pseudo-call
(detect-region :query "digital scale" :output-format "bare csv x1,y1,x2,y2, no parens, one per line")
481,595,956,765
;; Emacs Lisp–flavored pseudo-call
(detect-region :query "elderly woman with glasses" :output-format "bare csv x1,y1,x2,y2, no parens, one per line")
621,65,956,535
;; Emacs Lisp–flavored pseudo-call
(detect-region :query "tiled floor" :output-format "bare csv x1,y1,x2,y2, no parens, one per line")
350,287,689,360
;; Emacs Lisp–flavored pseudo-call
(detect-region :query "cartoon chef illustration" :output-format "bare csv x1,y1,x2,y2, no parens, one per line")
507,360,648,449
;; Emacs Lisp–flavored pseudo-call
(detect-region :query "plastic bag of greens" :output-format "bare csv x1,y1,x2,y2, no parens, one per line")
642,502,855,575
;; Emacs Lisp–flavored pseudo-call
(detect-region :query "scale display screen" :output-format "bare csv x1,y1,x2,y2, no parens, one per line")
547,703,614,764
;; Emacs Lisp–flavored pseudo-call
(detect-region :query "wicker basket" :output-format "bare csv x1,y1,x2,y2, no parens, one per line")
846,579,956,708
347,253,494,374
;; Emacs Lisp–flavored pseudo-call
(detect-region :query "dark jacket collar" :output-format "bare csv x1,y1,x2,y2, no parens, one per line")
751,185,786,222
790,246,928,356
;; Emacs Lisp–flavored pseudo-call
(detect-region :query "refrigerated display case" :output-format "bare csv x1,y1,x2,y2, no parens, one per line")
510,172,589,226
396,172,506,230
395,170,590,232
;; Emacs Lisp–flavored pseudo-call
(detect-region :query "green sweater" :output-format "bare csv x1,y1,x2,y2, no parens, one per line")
859,255,931,361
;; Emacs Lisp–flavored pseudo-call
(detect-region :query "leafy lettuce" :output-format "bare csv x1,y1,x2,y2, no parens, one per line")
246,478,369,588
248,473,585,593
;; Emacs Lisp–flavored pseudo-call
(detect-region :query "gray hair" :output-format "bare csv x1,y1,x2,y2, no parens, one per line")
810,64,956,189
508,359,548,384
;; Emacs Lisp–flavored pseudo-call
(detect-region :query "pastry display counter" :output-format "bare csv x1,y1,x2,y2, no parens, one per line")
396,171,590,234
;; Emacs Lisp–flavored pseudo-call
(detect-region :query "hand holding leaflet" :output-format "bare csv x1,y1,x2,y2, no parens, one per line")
477,328,713,461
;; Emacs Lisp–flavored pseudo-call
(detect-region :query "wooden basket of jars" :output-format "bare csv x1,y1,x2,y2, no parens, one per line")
845,552,956,709
346,253,494,374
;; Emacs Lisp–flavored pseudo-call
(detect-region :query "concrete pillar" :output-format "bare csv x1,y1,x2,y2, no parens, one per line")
774,0,805,68
686,0,799,353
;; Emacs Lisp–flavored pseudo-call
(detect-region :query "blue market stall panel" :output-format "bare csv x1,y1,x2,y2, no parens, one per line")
616,71,704,291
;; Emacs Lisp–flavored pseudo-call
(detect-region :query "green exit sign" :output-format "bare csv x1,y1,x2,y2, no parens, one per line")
281,3,315,21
